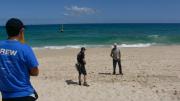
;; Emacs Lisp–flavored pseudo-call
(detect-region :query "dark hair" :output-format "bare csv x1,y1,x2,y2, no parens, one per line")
81,47,86,51
6,18,24,37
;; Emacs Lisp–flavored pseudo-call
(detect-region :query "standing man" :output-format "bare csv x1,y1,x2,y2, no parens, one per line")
110,43,123,75
76,47,89,86
0,18,39,101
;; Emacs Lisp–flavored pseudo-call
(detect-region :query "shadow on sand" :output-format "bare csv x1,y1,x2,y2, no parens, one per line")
98,73,112,75
65,80,78,85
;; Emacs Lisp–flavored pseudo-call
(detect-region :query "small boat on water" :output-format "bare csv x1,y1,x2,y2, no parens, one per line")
60,24,64,32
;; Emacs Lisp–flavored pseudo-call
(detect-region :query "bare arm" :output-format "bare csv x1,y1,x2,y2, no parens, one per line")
110,49,113,58
119,50,121,59
29,67,39,76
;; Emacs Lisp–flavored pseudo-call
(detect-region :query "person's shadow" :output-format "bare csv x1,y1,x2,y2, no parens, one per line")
65,80,78,85
98,72,112,75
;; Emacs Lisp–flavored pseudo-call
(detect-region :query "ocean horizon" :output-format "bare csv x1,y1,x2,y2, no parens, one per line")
1,23,180,49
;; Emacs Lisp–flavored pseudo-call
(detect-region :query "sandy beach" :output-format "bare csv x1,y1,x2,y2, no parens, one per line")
2,46,180,101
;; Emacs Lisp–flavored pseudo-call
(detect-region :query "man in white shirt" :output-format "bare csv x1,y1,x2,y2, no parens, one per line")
110,43,123,75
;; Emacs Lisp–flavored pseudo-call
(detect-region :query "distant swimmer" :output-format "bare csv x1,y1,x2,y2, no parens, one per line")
110,43,123,75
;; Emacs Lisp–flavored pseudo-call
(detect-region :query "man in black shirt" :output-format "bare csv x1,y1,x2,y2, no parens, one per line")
76,47,89,86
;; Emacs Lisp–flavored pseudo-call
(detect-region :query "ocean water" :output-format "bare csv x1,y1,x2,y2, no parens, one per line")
0,23,180,48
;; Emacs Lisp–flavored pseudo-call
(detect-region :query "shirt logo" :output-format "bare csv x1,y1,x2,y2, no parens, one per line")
0,48,17,56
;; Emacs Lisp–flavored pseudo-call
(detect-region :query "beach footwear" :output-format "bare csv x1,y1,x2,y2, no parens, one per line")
83,82,90,87
119,72,123,75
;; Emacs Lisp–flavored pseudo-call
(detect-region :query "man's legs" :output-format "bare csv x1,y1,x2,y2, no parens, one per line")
77,63,81,85
117,59,123,75
78,64,89,86
78,74,82,85
113,59,117,74
81,65,89,86
84,75,87,83
2,96,36,101
83,75,89,86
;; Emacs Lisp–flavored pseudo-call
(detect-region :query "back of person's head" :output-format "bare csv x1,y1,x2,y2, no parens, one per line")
113,43,117,48
6,18,24,37
81,47,86,51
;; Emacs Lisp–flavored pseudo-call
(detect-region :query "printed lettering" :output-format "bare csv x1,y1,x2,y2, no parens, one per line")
10,50,17,56
0,49,5,54
0,48,17,56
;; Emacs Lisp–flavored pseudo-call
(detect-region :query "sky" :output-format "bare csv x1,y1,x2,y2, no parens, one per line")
0,0,180,25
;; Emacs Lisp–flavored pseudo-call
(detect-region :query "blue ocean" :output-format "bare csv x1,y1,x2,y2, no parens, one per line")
1,23,180,48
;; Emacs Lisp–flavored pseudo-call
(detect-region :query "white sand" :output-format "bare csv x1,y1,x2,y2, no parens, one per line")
1,46,180,101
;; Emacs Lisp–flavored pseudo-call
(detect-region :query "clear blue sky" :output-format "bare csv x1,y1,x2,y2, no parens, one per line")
0,0,180,25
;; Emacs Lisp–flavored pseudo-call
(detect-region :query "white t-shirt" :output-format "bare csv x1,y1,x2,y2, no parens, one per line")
111,48,120,60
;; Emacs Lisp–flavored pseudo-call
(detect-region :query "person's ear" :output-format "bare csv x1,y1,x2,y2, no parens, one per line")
20,28,24,33
18,28,25,42
19,28,24,37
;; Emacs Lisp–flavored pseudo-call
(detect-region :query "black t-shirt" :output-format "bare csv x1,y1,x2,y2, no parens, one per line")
77,52,85,64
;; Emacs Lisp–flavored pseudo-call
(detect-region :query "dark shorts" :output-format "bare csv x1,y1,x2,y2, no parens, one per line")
2,96,36,101
76,63,87,75
2,91,38,101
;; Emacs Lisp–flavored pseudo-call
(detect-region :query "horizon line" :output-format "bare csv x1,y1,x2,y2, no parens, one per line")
1,22,180,26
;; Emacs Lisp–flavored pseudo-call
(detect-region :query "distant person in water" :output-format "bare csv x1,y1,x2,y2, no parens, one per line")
76,47,89,86
0,18,39,101
110,43,123,75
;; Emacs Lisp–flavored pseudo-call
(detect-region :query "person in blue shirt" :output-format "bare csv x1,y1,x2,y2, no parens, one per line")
0,18,39,101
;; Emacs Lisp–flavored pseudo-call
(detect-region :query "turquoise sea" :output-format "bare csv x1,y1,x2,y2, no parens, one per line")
1,23,180,48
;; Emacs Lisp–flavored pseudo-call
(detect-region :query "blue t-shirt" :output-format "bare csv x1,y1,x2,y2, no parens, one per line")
0,40,39,98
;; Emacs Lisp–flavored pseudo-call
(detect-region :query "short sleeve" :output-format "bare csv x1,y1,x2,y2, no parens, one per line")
24,45,39,69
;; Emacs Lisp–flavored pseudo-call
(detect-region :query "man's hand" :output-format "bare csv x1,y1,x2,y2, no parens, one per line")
110,53,113,58
29,67,39,76
83,60,86,65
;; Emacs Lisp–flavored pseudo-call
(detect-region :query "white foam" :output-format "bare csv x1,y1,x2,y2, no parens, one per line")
33,46,65,50
33,45,83,50
33,43,155,50
119,43,154,48
148,35,159,38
